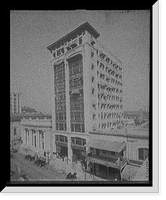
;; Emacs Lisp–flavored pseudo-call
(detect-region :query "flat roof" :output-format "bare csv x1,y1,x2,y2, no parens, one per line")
10,113,52,122
47,22,100,52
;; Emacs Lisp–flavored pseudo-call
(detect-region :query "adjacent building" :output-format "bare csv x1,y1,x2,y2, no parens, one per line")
10,112,51,151
21,117,52,163
10,93,22,114
121,122,149,181
21,106,39,114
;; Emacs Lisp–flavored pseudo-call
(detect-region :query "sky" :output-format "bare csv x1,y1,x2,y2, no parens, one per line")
10,10,150,114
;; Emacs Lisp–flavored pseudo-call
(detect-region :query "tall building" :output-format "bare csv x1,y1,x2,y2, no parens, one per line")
10,93,22,114
47,22,124,179
47,22,123,133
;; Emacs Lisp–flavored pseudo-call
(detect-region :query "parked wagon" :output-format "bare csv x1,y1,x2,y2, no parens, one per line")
25,154,35,161
34,157,46,167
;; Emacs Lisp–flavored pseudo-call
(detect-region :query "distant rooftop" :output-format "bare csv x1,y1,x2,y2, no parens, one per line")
47,22,100,52
10,92,21,96
10,113,52,122
21,106,38,113
89,122,149,139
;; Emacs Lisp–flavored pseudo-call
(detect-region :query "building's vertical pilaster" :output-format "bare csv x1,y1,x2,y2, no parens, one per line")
51,60,56,131
65,59,71,132
83,43,91,133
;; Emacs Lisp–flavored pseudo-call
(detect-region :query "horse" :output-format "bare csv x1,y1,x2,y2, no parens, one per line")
66,172,72,179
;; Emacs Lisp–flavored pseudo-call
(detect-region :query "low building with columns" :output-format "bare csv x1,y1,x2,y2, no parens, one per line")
20,117,52,162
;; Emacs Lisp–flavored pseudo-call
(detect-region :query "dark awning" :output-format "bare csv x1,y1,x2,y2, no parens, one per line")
86,139,126,153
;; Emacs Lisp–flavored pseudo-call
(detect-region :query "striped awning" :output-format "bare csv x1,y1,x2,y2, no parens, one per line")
86,139,126,153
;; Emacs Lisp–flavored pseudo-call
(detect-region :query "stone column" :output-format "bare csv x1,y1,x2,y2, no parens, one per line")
22,128,26,145
67,135,73,164
27,129,29,145
29,129,33,147
36,130,40,149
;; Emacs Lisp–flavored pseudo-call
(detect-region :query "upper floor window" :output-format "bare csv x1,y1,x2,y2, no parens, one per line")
91,64,94,70
91,51,94,58
92,113,96,119
79,37,82,45
91,40,95,46
53,51,56,58
92,88,95,95
138,148,149,161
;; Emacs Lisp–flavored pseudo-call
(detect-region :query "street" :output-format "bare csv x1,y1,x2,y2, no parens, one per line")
10,152,66,182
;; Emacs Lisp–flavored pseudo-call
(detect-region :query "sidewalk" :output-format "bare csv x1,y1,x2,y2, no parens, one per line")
18,146,107,181
49,157,106,181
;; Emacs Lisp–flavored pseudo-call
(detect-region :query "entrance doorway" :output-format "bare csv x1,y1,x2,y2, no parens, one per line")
72,148,85,163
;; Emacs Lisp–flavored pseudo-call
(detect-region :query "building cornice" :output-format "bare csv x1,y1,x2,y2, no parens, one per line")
47,22,100,52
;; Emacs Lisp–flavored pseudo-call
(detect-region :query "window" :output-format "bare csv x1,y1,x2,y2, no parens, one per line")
60,135,64,142
75,124,81,132
57,49,61,56
100,63,104,70
91,64,94,70
53,51,56,58
111,151,115,156
42,141,44,149
92,88,95,95
58,113,63,120
120,150,124,157
76,138,82,145
91,40,95,46
14,128,17,136
71,124,74,132
79,37,82,45
138,148,149,160
81,124,85,132
91,76,95,83
91,51,94,58
83,139,86,145
59,123,64,130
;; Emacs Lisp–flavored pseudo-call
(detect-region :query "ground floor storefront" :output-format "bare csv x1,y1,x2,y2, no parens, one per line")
88,162,121,180
53,133,87,164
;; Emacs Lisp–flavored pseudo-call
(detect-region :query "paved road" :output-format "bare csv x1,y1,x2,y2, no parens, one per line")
11,152,66,182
